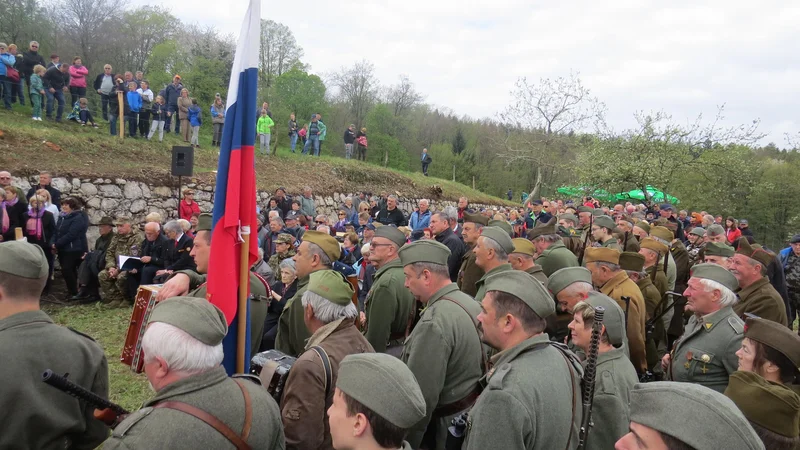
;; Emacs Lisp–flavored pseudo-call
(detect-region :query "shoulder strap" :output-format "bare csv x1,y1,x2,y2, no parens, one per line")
311,345,333,399
440,295,488,374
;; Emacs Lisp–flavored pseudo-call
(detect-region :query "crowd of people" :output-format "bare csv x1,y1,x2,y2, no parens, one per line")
3,164,800,450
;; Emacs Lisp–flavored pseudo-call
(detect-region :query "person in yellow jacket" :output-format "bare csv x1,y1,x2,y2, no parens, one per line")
257,109,274,155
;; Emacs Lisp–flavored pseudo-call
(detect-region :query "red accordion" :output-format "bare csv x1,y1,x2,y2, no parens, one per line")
120,285,163,373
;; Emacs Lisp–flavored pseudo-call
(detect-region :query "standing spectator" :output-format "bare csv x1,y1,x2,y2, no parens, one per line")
287,113,298,152
0,171,25,206
0,43,16,111
7,45,24,106
67,57,88,106
24,195,56,293
302,114,322,156
54,197,88,299
27,171,61,210
725,217,742,245
107,75,127,136
298,124,307,146
261,258,297,351
137,81,153,138
343,124,356,159
188,98,202,148
782,235,800,327
189,212,200,236
148,95,167,141
42,62,70,122
134,71,143,88
179,189,201,221
18,41,45,104
77,98,98,127
265,198,283,219
93,64,114,119
739,219,754,238
340,197,357,224
177,88,191,143
356,127,368,161
257,109,274,155
1,186,26,242
430,210,466,281
125,82,141,138
210,94,225,147
35,189,58,217
507,188,513,201
47,53,59,68
420,147,431,176
29,64,45,121
163,75,183,134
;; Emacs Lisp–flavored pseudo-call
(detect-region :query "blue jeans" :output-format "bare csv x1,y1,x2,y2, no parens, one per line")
302,134,320,156
290,133,298,152
167,105,180,133
0,76,11,109
45,89,65,120
108,113,118,135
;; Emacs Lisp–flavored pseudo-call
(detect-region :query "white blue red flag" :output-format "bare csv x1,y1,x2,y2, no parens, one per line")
206,0,260,375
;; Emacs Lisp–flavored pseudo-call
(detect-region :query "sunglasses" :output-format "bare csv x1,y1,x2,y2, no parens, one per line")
316,221,325,224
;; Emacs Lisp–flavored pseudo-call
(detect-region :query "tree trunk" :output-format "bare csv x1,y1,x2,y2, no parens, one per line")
472,176,475,189
452,163,456,182
384,150,388,167
528,166,542,201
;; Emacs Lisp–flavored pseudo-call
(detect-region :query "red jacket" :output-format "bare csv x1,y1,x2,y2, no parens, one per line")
179,200,201,221
726,227,742,244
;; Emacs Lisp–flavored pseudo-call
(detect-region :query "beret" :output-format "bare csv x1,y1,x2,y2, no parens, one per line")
0,240,49,279
593,215,616,231
480,226,515,254
303,230,342,262
707,224,725,237
487,220,513,238
307,269,354,306
149,296,227,345
511,238,536,257
639,237,668,256
704,242,734,258
744,317,800,369
582,291,626,346
650,226,674,243
374,226,407,248
690,263,739,292
619,252,645,272
629,382,763,450
399,240,450,267
546,267,593,297
724,371,800,438
196,213,212,232
484,270,554,318
463,211,489,226
337,354,426,429
633,221,651,234
558,213,578,224
689,227,706,237
736,238,774,268
583,247,621,265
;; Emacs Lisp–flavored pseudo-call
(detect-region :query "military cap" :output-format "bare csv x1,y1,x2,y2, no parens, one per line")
336,353,426,428
593,215,616,231
582,291,626,346
704,242,734,258
0,240,49,279
736,237,774,268
480,226,515,254
98,216,115,226
639,237,668,256
619,252,645,272
724,371,800,438
487,219,513,237
115,215,133,225
275,233,294,245
398,240,451,267
576,205,593,214
744,317,800,369
302,230,341,262
511,238,536,257
196,213,212,232
463,211,489,226
690,263,738,292
284,210,301,221
707,224,725,237
546,267,593,297
373,225,407,248
583,247,621,265
650,226,673,243
526,220,556,240
629,382,763,450
149,296,227,346
633,221,651,234
663,222,678,234
689,227,705,237
591,209,604,217
484,270,554,318
558,213,578,224
307,269,354,306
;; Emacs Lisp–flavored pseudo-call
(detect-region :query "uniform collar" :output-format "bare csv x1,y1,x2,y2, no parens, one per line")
426,283,460,308
600,271,630,295
477,263,512,283
0,310,52,332
737,276,770,299
489,333,551,370
147,366,228,405
374,257,403,280
543,240,567,254
525,265,544,276
596,347,626,365
699,306,734,332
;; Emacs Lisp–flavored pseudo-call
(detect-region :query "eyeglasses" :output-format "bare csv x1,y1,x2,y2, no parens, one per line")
316,221,325,224
31,45,38,48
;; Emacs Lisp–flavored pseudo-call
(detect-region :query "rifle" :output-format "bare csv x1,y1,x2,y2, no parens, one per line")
576,306,605,450
42,369,130,427
645,291,686,340
621,296,631,328
578,215,593,266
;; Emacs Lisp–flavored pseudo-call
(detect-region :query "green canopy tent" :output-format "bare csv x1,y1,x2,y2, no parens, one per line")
616,186,679,204
556,186,617,203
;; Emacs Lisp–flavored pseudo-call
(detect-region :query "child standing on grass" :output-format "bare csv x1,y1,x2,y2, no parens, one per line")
149,95,167,142
78,98,98,127
187,98,202,148
29,65,46,121
257,109,274,155
125,82,141,138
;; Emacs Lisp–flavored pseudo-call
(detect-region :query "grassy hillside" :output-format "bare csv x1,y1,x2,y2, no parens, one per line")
0,106,515,206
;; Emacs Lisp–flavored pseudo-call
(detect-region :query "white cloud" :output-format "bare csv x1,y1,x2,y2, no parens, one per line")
135,0,800,144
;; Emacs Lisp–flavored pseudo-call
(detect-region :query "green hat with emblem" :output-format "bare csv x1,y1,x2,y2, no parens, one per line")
707,224,725,237
704,242,734,258
736,237,774,268
303,230,342,262
480,226,515,254
487,219,513,237
558,213,579,224
399,240,451,267
724,371,800,438
630,382,764,450
690,263,738,292
196,213,212,232
744,317,800,369
275,233,294,245
484,270,554,318
336,353,426,429
546,267,593,297
582,291,626,346
0,240,49,279
374,225,407,248
463,211,489,226
149,296,228,346
307,270,354,306
593,215,616,231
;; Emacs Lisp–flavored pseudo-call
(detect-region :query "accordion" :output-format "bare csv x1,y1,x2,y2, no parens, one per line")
251,350,297,403
120,285,163,373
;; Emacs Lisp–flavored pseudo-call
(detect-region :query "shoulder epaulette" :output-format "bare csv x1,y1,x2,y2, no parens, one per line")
487,362,512,389
728,317,744,335
112,407,153,437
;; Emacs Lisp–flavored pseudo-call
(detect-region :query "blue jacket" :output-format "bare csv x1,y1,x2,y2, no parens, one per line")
0,52,15,76
409,210,431,231
55,211,89,253
188,105,202,127
781,247,792,269
126,91,142,113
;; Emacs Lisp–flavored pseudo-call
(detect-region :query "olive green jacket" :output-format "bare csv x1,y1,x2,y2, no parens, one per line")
474,263,513,303
600,237,622,251
105,231,144,269
537,241,579,277
734,277,788,326
274,274,312,356
363,258,416,353
402,284,484,450
585,348,639,450
457,247,484,297
667,306,743,393
524,264,547,284
105,367,285,449
0,310,109,450
464,334,583,450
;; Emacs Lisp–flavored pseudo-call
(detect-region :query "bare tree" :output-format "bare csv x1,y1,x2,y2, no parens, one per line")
329,60,379,129
0,0,49,46
386,75,423,116
56,0,118,69
259,19,303,96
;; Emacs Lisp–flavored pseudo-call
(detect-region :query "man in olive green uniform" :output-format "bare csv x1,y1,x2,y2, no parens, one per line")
457,212,488,297
569,295,637,450
557,213,584,257
155,214,269,356
363,226,415,354
98,216,143,307
399,240,484,450
509,238,547,284
703,241,734,266
639,238,669,297
530,221,579,277
0,241,109,450
464,270,582,449
577,205,593,241
267,233,296,275
621,251,666,374
473,226,514,303
592,215,622,251
664,264,743,393
104,297,285,449
730,238,788,326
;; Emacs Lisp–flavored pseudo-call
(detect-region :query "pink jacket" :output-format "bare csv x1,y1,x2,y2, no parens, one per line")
69,65,89,88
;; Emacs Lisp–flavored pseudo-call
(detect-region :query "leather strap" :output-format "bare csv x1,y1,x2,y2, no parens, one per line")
432,385,481,418
311,346,333,399
440,295,488,374
235,379,252,442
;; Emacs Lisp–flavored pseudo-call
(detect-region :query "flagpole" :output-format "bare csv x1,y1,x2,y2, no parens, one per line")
236,228,251,373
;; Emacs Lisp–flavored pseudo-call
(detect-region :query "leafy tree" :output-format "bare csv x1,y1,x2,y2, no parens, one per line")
272,67,327,135
115,7,180,72
0,0,52,48
55,0,118,69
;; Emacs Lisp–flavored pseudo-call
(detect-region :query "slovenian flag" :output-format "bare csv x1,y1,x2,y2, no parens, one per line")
206,0,260,375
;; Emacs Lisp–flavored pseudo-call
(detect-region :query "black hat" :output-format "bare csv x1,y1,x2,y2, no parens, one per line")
791,234,800,244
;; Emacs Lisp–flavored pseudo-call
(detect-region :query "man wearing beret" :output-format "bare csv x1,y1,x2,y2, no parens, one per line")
592,215,622,251
473,226,514,303
398,240,484,450
327,353,426,450
464,270,582,450
104,297,285,449
0,241,109,449
98,216,144,307
663,264,744,393
280,270,373,449
569,296,637,450
729,238,788,326
530,220,579,277
457,212,488,297
363,226,416,354
615,382,764,450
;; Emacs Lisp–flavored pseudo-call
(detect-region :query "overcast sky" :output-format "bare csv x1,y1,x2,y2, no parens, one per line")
137,0,799,146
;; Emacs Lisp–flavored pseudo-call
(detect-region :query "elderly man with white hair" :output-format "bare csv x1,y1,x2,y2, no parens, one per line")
409,199,431,232
152,219,195,283
279,270,374,449
662,264,744,393
104,297,285,449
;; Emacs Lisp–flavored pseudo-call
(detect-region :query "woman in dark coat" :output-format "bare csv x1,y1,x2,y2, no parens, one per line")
1,186,27,242
54,197,89,298
260,258,297,351
23,194,57,294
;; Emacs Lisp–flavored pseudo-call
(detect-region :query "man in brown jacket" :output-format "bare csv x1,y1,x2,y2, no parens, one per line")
729,238,788,326
621,251,666,374
280,270,374,449
457,212,488,297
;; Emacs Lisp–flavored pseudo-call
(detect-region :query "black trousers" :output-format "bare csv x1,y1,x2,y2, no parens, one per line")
138,110,151,136
422,162,429,175
59,251,83,296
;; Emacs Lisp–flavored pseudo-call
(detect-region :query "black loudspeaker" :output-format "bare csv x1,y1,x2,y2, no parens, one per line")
171,146,194,176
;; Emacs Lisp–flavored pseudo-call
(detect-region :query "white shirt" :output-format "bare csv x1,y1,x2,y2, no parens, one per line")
137,88,154,103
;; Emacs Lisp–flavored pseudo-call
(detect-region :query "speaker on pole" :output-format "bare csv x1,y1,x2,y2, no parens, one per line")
171,146,194,177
